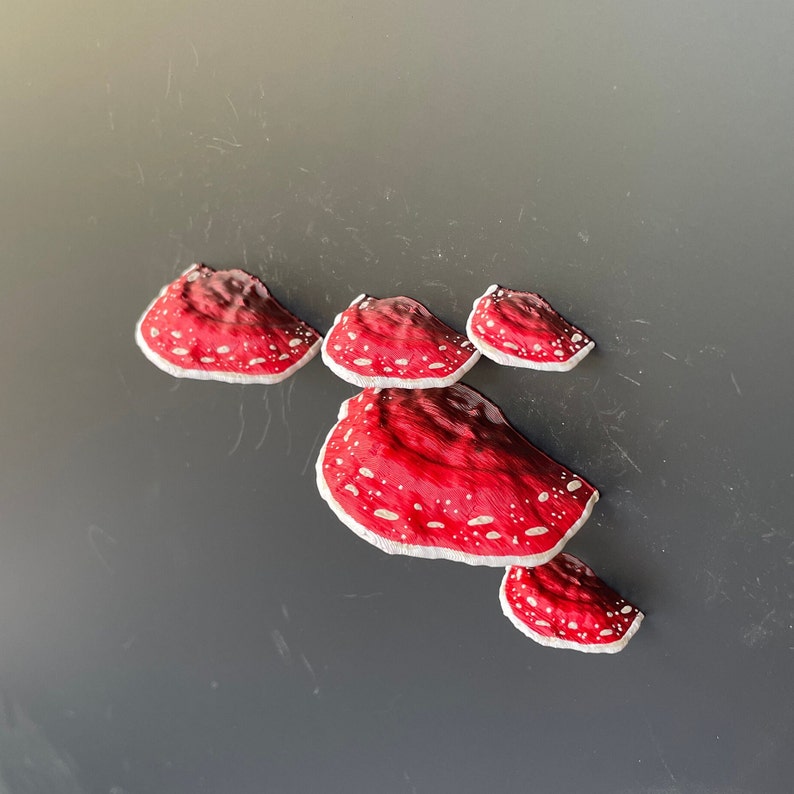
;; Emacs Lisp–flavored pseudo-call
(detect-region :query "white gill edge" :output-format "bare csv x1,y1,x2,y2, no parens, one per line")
498,567,644,653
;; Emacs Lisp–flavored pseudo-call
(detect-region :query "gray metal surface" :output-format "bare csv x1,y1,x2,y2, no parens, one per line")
1,2,792,792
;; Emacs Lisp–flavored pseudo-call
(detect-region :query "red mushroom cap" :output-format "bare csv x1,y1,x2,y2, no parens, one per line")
316,384,599,566
321,294,480,388
466,285,594,371
500,554,643,653
135,264,322,383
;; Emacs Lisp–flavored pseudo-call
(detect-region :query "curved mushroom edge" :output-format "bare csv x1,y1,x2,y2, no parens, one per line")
134,265,322,384
498,567,644,653
320,293,481,389
314,393,599,567
465,284,594,372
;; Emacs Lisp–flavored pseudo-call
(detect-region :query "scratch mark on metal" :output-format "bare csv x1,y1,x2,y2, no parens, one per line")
730,372,742,397
164,59,173,99
300,654,320,695
225,94,239,122
271,630,291,664
228,397,245,456
646,720,679,787
618,373,641,387
87,525,117,574
301,425,326,476
255,391,273,450
663,351,677,361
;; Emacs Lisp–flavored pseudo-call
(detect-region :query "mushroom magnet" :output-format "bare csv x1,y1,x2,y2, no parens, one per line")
135,264,322,384
316,384,599,566
467,285,594,371
321,294,480,388
500,554,643,652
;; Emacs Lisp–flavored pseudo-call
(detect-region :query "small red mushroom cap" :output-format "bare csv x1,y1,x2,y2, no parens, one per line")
135,264,321,384
316,384,599,566
466,285,594,371
500,554,643,653
321,294,480,388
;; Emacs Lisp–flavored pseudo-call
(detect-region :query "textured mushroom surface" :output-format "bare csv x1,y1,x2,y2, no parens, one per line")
321,294,480,388
500,554,643,652
466,285,594,371
135,264,321,383
316,384,598,566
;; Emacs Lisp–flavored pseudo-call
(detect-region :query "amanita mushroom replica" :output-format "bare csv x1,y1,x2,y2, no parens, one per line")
500,554,643,653
135,264,322,383
466,285,594,371
316,384,599,566
321,294,480,388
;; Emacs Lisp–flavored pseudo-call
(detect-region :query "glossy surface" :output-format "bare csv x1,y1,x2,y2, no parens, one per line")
322,294,479,388
500,554,643,652
317,385,598,566
467,284,594,371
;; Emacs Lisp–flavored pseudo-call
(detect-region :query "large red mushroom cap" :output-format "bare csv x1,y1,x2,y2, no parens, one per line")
500,554,643,653
316,384,599,566
135,264,322,383
321,294,480,388
466,285,594,371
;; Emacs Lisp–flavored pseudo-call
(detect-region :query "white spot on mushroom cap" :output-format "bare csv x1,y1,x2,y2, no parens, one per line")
599,629,614,637
216,345,231,354
170,330,182,338
172,348,189,356
427,521,445,528
427,362,445,370
200,356,215,363
249,357,267,365
186,270,200,282
278,353,290,360
568,621,578,630
571,333,583,343
467,515,494,526
395,358,409,366
374,509,399,521
344,484,359,496
524,526,548,536
567,480,582,492
485,531,501,540
620,605,633,614
538,492,549,502
353,358,372,366
289,338,302,347
149,328,159,337
359,467,374,478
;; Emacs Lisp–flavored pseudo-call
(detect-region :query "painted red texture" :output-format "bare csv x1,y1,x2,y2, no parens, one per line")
467,285,594,371
316,384,598,566
321,294,480,388
135,264,321,383
500,554,643,652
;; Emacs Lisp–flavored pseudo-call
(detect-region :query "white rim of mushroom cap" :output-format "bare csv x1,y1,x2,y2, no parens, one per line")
134,265,322,384
314,393,599,567
498,566,644,653
321,294,481,389
466,284,595,372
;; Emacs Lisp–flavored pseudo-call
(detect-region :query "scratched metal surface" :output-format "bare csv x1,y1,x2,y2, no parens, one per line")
1,2,792,792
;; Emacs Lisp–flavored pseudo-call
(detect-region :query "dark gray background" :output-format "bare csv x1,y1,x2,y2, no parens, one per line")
1,2,792,792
